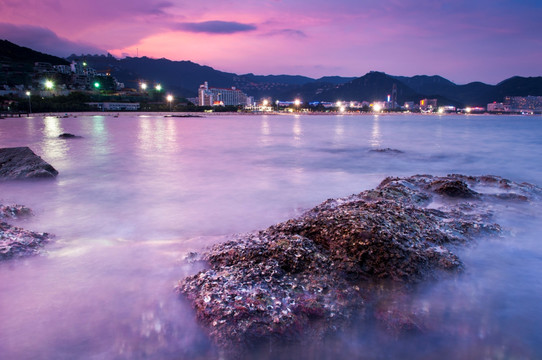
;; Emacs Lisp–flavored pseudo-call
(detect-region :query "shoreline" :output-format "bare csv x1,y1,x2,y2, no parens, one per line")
6,111,541,118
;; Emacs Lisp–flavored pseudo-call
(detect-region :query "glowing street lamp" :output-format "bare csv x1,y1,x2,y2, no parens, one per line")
140,82,148,91
263,99,269,107
166,94,174,111
44,80,54,90
155,84,162,91
373,103,382,112
294,99,301,111
25,91,32,113
94,82,100,89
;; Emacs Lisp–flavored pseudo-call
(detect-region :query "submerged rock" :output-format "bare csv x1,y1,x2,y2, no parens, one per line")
58,133,82,139
0,147,58,180
177,174,539,354
369,148,404,154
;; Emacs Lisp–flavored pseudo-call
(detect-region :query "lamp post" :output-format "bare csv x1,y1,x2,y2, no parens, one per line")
25,91,32,113
167,94,174,111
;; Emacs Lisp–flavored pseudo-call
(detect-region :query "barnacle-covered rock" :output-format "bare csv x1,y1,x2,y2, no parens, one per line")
178,174,540,354
0,221,51,260
0,204,33,219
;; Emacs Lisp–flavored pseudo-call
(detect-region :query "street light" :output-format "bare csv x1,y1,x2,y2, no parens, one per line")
155,84,162,91
166,94,174,111
25,91,32,114
44,80,54,90
140,82,148,91
94,82,100,89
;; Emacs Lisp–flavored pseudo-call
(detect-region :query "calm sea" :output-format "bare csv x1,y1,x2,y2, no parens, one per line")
0,113,541,359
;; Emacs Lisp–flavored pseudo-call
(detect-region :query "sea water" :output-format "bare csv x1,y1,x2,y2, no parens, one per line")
0,113,541,359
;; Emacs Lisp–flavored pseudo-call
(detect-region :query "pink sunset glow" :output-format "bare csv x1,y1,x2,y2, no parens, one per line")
0,0,541,84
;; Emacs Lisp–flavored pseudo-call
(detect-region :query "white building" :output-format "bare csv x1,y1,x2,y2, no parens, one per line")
198,82,249,106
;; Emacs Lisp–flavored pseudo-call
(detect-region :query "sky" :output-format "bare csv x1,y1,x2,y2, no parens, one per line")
0,0,541,84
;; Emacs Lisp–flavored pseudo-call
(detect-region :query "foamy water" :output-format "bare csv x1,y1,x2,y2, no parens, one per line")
0,113,541,359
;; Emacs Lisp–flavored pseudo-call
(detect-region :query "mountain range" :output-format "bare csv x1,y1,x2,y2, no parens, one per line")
63,54,542,107
2,39,542,107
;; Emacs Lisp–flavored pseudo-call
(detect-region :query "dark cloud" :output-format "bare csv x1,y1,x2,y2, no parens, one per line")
0,23,104,56
175,20,257,34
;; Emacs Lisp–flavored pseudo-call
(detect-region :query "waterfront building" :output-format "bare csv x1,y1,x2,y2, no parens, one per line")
197,82,250,106
504,96,542,112
86,102,140,111
420,98,437,111
487,102,510,112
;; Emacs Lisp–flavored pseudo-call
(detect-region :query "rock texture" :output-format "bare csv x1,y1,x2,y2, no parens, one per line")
0,204,51,260
177,174,540,354
0,147,58,179
0,222,51,260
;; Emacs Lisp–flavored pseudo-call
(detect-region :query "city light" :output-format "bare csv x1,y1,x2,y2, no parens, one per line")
465,107,472,113
94,82,100,88
44,80,54,89
140,82,148,91
294,99,301,107
155,84,162,91
373,104,382,112
26,91,31,113
167,94,174,111
263,99,269,106
339,106,346,113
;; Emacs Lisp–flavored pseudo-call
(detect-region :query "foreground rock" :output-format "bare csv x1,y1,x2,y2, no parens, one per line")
0,204,33,219
0,222,51,260
0,204,51,260
0,147,58,180
177,174,539,354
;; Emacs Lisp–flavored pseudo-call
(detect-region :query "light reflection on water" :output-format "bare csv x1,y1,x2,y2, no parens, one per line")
0,114,541,359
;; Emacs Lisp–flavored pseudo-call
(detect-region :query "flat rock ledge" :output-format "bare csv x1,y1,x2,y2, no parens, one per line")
0,204,51,260
177,174,540,353
0,147,58,180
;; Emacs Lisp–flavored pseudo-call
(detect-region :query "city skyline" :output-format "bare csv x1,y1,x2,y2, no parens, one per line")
0,0,541,85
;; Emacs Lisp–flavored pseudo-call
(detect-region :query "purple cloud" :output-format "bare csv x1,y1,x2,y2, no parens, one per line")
0,23,104,56
175,21,257,34
265,29,307,38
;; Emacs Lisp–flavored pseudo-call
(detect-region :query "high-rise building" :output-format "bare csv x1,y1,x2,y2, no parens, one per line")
504,96,542,112
198,82,249,106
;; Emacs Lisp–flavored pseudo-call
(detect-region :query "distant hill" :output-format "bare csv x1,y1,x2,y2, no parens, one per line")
0,39,69,65
68,54,353,98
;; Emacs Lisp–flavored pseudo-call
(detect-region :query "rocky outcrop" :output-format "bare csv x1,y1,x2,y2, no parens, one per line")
177,174,540,354
0,147,58,180
0,222,51,260
0,204,33,219
0,204,51,260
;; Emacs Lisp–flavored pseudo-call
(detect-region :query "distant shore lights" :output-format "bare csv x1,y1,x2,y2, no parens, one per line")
44,80,54,90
